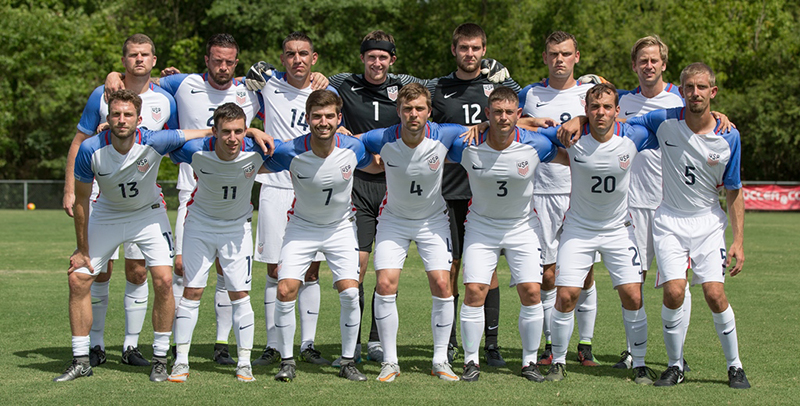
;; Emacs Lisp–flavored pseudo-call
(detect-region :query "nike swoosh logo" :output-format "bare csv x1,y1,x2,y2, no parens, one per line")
634,340,647,346
297,175,310,179
274,90,286,94
245,278,252,284
664,323,680,330
216,303,232,308
576,308,588,312
376,314,392,320
487,325,498,330
448,259,453,264
351,86,364,92
91,300,102,304
385,162,399,167
436,323,452,328
264,301,275,305
80,368,92,376
98,172,112,176
191,89,206,94
199,168,213,175
472,165,485,170
276,324,289,328
134,299,147,304
239,323,254,330
176,316,190,319
723,328,735,335
665,141,678,147
344,323,358,328
306,310,319,315
536,102,548,107
443,92,458,99
573,157,586,163
625,111,637,116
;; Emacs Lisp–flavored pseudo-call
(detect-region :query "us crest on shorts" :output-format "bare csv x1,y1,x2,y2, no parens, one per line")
341,164,353,180
428,155,441,171
618,153,630,170
243,162,256,178
387,86,398,101
151,106,162,121
517,160,529,176
707,152,720,166
137,158,150,172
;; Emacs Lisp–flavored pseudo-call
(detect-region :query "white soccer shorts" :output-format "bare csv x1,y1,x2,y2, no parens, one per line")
533,193,569,265
556,224,643,288
182,218,254,292
89,181,144,261
278,216,359,284
653,206,728,287
462,215,543,287
629,207,656,271
373,210,453,272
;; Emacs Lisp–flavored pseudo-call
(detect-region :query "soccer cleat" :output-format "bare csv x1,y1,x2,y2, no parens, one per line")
332,343,362,368
431,362,460,381
338,359,367,381
537,344,553,366
521,362,545,382
367,342,384,363
484,344,506,367
235,365,256,382
633,366,657,385
683,358,692,373
121,346,150,366
545,363,567,382
377,362,400,382
447,343,458,364
576,343,598,366
274,360,296,382
168,363,190,383
653,366,685,387
213,343,236,365
613,350,632,369
300,347,331,365
89,345,106,367
252,347,281,366
53,358,93,382
150,357,169,382
461,360,480,382
728,366,751,389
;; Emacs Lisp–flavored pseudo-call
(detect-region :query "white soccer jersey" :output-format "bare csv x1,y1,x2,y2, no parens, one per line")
159,73,261,191
265,134,372,225
519,79,594,194
361,122,465,220
619,84,684,209
448,127,558,224
77,83,178,135
169,137,268,232
553,123,657,232
628,108,742,214
74,128,185,223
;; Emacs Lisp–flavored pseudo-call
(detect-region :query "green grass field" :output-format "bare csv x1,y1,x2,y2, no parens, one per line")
2,210,799,405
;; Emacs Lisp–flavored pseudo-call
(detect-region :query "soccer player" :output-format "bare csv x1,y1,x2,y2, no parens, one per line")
359,83,465,382
63,34,177,368
542,82,657,384
166,103,273,383
449,86,567,382
431,23,521,367
265,90,372,382
54,89,233,382
626,63,750,389
518,31,599,366
249,32,335,367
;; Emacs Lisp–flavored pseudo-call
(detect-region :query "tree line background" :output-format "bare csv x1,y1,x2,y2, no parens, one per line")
2,0,798,181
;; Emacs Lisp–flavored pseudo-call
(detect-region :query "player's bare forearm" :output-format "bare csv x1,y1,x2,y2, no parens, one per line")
63,131,92,217
309,72,329,90
726,188,745,275
557,116,587,147
246,128,275,155
518,116,557,130
711,111,735,133
551,147,570,166
360,154,384,174
73,181,92,256
181,128,214,141
460,122,489,145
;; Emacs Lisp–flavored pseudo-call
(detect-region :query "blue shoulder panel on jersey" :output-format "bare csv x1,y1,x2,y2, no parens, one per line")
621,122,659,151
169,137,208,165
446,135,470,163
519,128,558,163
626,108,673,135
719,127,743,189
158,74,190,96
361,125,400,155
143,128,186,155
77,85,106,135
265,137,301,172
337,134,372,169
432,122,469,149
664,83,683,99
74,131,111,183
535,126,566,149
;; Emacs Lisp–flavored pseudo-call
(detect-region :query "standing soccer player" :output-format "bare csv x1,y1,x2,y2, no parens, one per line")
626,63,749,389
64,34,177,368
449,87,567,382
518,31,599,366
166,103,273,383
55,90,221,382
265,90,373,382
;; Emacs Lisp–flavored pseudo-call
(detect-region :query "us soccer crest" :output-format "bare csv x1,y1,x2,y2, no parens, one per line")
341,164,353,180
483,84,494,97
618,153,631,170
151,106,162,121
387,86,398,101
243,162,256,178
137,158,150,172
236,91,246,105
579,93,587,108
428,155,441,171
517,160,529,176
707,152,720,166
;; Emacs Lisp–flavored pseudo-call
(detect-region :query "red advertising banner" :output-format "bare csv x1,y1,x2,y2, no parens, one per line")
742,184,800,211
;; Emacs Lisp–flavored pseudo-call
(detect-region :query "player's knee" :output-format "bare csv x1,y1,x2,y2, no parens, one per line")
183,287,204,301
68,272,93,295
150,271,173,296
463,284,487,306
277,282,299,302
124,260,148,284
702,284,728,312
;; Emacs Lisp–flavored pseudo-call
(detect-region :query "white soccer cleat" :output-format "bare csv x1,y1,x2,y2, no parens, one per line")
168,363,190,383
432,362,460,381
235,365,256,382
376,362,400,382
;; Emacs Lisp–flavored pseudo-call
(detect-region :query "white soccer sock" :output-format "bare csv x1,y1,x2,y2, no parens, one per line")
72,335,90,358
264,276,278,349
274,299,296,359
172,272,184,309
661,304,685,369
622,305,648,368
460,304,484,366
374,293,399,363
89,281,109,350
215,274,232,344
153,331,171,358
339,288,360,359
576,282,597,345
123,280,148,350
298,280,321,351
713,305,742,369
541,288,556,344
519,303,544,366
551,309,574,365
431,296,454,365
232,296,254,367
683,283,692,344
174,298,201,365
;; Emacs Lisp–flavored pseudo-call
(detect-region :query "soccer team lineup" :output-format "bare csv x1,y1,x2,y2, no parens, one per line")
56,22,751,389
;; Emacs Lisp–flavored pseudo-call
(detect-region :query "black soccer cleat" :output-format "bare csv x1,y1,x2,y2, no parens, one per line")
521,362,545,382
275,360,296,382
252,346,281,366
728,366,751,389
89,345,106,367
484,344,506,367
545,363,567,382
462,360,480,382
654,365,685,387
121,346,150,366
576,343,598,366
537,343,553,366
213,343,236,365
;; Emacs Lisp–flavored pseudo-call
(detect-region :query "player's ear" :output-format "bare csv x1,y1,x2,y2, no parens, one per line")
451,44,457,57
710,86,718,99
389,55,397,66
311,52,318,66
137,115,143,126
516,108,522,119
575,50,580,64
